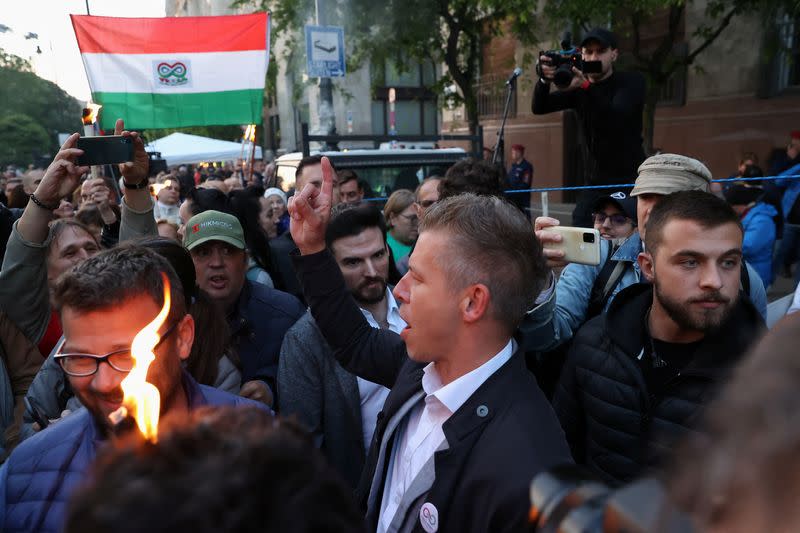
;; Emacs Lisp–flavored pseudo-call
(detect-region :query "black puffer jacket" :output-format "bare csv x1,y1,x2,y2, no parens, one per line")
552,282,765,486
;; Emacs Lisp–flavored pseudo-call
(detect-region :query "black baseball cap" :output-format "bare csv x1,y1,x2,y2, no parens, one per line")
580,28,618,49
592,191,637,224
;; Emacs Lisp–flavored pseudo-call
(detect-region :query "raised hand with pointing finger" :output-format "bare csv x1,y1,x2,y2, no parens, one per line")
288,156,335,255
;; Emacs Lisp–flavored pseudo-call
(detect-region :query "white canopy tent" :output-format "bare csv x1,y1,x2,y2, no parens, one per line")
145,132,262,167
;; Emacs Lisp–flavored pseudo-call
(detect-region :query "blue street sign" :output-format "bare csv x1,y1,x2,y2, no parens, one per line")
305,25,346,78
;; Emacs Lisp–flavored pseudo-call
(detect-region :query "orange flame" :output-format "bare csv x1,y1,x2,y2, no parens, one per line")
116,273,171,442
249,124,256,142
82,103,102,125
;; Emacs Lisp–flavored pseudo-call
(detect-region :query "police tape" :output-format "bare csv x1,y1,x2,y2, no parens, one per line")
362,173,800,201
504,173,800,195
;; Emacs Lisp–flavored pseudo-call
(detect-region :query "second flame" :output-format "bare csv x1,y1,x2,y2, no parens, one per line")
113,273,171,442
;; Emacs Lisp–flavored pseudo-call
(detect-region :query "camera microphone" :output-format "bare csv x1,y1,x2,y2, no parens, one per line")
506,67,523,85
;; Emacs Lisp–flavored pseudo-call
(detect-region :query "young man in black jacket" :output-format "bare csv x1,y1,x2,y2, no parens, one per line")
553,191,766,486
288,158,571,533
533,27,645,227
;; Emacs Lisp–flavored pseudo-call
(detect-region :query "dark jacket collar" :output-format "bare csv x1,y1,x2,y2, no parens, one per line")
229,280,253,336
604,283,765,374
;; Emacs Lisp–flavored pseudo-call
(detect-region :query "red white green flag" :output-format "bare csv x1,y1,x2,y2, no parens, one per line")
71,13,269,130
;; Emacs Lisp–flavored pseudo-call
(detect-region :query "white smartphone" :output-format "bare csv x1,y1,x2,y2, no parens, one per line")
542,226,602,266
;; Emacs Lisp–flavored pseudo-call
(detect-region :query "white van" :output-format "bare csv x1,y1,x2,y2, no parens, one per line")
274,147,467,199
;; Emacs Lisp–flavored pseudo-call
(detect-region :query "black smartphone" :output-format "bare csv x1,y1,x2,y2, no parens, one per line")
581,60,603,74
24,396,49,430
76,135,134,166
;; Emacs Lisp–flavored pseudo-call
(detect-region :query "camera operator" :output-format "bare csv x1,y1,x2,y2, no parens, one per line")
533,28,646,227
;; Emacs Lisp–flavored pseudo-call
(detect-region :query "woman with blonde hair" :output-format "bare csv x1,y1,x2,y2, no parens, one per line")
383,189,418,267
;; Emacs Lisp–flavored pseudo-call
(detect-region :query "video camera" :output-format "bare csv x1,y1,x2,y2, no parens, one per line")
537,32,603,89
147,150,168,175
528,465,694,533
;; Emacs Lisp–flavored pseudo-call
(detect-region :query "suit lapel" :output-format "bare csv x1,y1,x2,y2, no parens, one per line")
332,361,362,436
360,364,425,524
412,352,525,532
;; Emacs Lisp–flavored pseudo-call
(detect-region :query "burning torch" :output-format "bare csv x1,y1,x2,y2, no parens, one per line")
81,103,102,180
108,273,171,442
246,124,257,185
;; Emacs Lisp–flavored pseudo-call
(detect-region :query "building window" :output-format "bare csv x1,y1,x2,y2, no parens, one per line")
775,14,800,91
371,59,438,135
657,43,688,107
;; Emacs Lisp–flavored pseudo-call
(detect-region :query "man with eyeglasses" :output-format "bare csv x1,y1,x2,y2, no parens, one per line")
591,191,637,243
0,246,266,533
524,154,768,358
415,176,441,216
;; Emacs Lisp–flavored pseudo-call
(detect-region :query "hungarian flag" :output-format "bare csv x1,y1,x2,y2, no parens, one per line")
71,13,269,130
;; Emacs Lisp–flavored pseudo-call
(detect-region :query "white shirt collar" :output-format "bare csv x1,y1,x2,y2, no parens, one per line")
421,339,516,414
359,288,406,335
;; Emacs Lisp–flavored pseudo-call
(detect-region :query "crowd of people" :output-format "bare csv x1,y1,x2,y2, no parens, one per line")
0,26,798,533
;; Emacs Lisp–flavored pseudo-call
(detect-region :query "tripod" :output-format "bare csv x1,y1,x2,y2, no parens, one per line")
491,75,518,167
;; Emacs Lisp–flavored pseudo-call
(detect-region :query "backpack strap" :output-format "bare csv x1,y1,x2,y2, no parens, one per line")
587,244,625,319
740,261,750,296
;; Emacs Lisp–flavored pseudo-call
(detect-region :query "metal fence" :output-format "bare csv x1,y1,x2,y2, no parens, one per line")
476,73,517,119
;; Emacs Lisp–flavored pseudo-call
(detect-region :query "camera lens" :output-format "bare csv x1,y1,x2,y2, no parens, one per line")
583,233,595,244
553,67,573,89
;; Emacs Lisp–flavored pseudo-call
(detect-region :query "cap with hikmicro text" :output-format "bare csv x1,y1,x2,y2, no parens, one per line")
183,210,246,251
631,154,712,197
580,28,618,49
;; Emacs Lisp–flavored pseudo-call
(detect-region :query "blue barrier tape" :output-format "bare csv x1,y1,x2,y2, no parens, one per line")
362,174,800,201
507,173,800,194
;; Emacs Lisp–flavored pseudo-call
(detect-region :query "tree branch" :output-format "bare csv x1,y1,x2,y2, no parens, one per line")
685,6,740,64
631,10,644,63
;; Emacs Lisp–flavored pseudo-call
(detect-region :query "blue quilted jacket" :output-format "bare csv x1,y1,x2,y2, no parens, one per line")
0,372,268,532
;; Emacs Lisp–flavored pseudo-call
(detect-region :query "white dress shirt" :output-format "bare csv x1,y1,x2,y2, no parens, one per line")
377,339,516,532
358,289,406,453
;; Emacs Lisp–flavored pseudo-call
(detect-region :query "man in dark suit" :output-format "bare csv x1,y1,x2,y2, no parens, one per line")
288,158,571,533
278,204,404,488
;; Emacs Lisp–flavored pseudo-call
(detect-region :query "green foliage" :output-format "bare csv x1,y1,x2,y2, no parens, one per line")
241,0,539,132
143,125,246,143
0,48,82,166
0,49,33,72
0,113,51,168
544,0,799,153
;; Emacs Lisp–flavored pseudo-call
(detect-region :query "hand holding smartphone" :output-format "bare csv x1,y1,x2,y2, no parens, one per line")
76,135,134,166
542,226,601,266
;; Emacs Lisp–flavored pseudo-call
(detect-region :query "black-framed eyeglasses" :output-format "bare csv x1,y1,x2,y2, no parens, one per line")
55,320,180,377
592,212,631,226
399,213,419,223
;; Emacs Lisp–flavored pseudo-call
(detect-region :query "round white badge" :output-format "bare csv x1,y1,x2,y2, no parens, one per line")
419,502,439,533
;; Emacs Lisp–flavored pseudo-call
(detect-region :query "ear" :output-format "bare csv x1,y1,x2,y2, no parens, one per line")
459,284,491,325
175,313,195,362
611,49,618,62
638,251,655,283
414,202,423,219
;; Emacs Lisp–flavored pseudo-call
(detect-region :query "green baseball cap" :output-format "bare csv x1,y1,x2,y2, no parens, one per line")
183,210,246,251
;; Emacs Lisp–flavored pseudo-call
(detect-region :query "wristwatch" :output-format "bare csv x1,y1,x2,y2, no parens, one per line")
122,177,149,190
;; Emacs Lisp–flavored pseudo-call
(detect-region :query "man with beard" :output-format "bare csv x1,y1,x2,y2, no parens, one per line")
552,190,766,486
278,203,405,488
0,246,266,532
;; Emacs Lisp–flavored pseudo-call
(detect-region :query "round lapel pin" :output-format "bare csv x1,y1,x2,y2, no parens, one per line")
420,502,439,533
